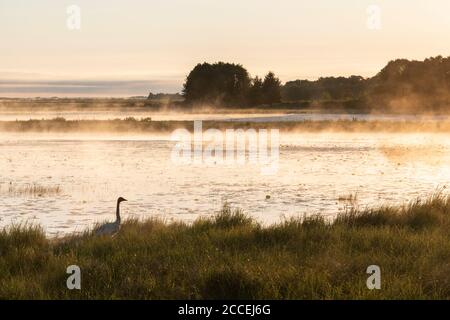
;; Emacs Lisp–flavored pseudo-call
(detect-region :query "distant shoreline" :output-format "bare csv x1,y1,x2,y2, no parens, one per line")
2,97,450,115
1,118,450,133
2,98,450,133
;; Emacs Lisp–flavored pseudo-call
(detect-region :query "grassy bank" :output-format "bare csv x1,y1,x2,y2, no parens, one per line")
1,195,450,299
2,118,450,133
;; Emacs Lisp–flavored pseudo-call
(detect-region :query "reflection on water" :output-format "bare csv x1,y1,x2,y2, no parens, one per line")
1,131,449,236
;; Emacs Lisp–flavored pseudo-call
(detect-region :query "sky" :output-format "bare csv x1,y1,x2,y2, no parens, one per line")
1,0,450,97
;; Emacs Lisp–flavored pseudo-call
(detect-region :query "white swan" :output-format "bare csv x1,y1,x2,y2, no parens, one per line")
94,197,127,236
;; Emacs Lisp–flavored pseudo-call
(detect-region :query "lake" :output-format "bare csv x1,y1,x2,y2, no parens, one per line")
1,130,449,236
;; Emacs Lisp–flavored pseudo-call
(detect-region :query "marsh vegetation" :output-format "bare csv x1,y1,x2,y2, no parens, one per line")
2,117,450,133
1,195,450,299
1,183,62,197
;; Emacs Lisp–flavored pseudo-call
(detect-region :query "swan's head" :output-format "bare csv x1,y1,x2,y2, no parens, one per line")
117,197,128,203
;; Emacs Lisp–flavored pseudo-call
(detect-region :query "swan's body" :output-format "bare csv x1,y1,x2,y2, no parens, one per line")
94,220,120,237
94,197,127,236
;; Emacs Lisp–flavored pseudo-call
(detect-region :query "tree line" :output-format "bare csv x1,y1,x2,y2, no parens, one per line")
365,56,450,111
284,56,450,111
180,56,450,111
282,76,367,101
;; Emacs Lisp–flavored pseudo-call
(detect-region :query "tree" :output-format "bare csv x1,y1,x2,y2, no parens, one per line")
183,62,251,106
366,56,450,111
262,72,282,105
247,76,264,106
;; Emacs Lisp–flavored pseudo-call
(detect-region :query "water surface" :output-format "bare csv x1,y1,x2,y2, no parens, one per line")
1,131,449,236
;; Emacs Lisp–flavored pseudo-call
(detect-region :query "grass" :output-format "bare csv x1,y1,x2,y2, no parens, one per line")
338,192,358,202
2,183,62,197
1,196,450,299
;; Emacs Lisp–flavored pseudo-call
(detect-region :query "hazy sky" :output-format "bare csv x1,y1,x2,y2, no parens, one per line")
1,0,450,96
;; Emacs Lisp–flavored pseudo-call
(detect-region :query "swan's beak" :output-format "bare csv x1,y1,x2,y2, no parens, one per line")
123,198,128,202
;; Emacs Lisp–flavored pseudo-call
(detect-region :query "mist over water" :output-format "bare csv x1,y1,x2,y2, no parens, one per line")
1,129,449,236
1,109,450,122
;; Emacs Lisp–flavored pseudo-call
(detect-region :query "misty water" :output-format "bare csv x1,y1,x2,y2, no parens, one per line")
1,110,450,122
1,129,450,236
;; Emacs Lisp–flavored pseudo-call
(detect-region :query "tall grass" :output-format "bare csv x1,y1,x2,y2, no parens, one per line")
2,183,62,197
1,196,450,299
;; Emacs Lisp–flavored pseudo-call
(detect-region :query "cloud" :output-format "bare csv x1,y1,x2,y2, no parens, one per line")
0,78,182,97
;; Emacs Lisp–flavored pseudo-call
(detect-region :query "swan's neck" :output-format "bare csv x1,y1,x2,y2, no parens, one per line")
116,200,121,223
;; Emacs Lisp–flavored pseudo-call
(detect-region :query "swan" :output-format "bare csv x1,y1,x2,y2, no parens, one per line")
94,197,127,236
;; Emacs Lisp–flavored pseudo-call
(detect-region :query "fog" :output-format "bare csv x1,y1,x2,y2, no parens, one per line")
1,98,449,235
